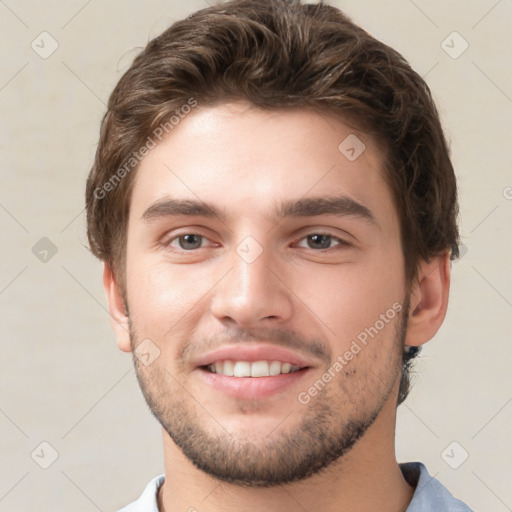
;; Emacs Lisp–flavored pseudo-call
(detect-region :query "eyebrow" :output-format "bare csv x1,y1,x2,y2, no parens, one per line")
142,195,377,227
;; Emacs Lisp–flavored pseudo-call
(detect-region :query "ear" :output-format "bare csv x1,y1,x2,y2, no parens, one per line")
103,263,132,353
404,251,451,348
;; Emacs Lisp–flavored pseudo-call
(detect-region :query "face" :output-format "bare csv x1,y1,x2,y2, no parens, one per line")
123,101,409,486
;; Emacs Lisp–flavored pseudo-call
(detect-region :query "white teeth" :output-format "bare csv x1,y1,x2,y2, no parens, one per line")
251,361,269,377
222,360,234,376
233,361,251,377
269,360,282,376
207,360,301,377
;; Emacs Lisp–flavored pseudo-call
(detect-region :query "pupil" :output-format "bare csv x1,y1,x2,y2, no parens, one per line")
309,234,330,249
180,234,201,249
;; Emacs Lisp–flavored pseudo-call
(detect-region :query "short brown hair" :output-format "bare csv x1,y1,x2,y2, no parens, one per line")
86,0,459,404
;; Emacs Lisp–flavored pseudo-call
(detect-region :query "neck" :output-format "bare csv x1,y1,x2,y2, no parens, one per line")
157,394,414,512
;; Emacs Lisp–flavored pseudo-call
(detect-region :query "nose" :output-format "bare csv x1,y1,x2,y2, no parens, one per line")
210,242,293,328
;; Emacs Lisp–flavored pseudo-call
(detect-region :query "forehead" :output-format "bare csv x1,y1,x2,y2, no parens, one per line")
129,101,397,231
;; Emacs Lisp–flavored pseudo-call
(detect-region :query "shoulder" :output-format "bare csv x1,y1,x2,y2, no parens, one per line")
117,474,165,512
401,462,473,512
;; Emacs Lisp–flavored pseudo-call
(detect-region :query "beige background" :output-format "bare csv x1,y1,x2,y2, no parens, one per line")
0,0,511,510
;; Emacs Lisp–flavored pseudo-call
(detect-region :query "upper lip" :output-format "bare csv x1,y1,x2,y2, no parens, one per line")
194,343,314,369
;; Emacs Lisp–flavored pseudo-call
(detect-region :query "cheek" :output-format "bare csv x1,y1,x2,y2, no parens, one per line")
125,253,216,336
296,252,405,351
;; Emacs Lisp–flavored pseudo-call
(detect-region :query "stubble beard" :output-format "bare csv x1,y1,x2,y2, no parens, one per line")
130,301,409,487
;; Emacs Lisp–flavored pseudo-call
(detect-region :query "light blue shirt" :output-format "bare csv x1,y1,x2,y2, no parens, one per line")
118,462,473,511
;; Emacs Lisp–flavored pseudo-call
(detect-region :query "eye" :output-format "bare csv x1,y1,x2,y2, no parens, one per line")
168,234,207,250
296,233,348,250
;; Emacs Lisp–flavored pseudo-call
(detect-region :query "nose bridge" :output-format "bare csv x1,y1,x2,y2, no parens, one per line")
211,236,292,324
234,243,270,297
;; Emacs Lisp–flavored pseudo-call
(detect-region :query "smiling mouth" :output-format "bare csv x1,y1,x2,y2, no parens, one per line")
202,360,307,377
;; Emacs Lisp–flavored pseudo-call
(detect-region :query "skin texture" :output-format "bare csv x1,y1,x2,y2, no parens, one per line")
104,101,451,512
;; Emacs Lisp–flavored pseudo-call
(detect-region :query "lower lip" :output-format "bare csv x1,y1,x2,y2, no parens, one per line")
197,367,311,400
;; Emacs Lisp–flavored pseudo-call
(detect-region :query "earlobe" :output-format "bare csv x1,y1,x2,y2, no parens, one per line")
103,263,132,353
404,252,451,348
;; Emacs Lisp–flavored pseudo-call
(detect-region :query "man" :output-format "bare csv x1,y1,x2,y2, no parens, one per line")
86,0,473,510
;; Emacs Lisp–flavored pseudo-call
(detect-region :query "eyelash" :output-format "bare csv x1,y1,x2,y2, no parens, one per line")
163,232,350,252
